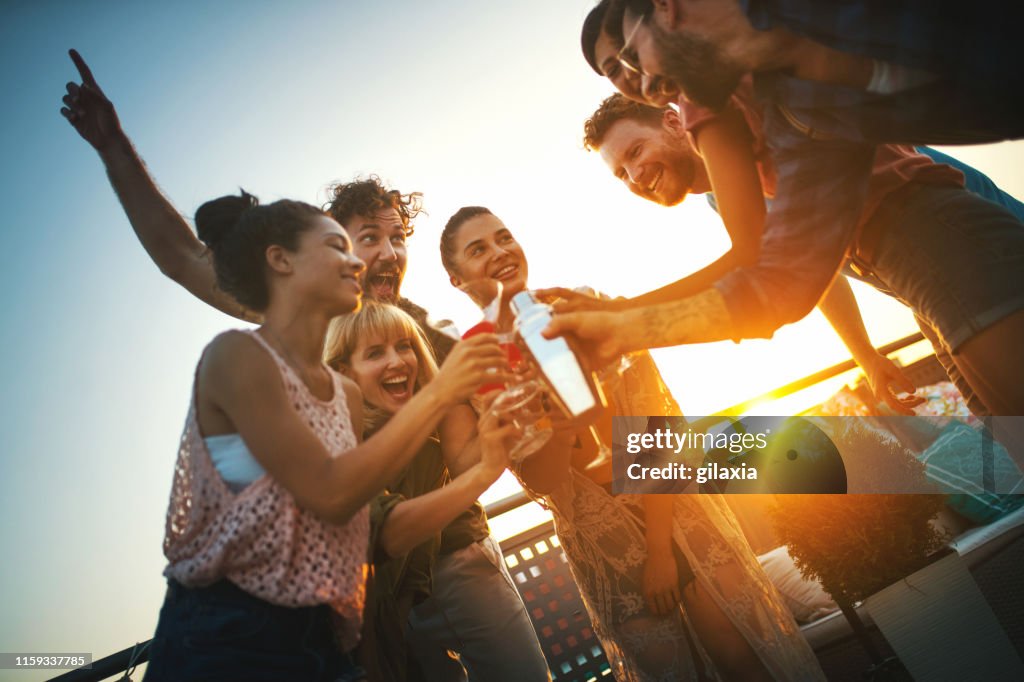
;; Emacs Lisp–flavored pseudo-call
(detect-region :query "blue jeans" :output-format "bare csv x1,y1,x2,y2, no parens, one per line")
144,579,365,682
406,536,551,681
849,151,1024,416
861,184,1024,416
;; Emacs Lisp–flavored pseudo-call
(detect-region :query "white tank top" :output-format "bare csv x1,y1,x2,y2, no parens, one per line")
204,434,266,492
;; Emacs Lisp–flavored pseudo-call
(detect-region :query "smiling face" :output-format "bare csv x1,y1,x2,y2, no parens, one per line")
617,9,683,107
346,330,420,415
594,26,643,102
346,207,408,303
622,6,744,110
597,117,707,206
288,215,365,315
446,213,529,296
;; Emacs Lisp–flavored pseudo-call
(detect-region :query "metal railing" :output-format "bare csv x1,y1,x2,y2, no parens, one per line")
48,332,929,681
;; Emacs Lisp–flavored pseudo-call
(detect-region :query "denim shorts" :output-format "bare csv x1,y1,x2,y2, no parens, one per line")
854,184,1024,354
143,579,365,682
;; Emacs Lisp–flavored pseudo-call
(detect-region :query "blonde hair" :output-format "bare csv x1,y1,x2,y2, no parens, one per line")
324,302,439,434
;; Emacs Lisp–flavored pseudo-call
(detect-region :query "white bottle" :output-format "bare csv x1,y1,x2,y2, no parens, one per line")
511,291,605,421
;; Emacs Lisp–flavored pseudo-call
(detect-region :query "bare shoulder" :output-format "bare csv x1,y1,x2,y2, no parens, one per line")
203,330,262,367
338,373,362,405
200,330,277,390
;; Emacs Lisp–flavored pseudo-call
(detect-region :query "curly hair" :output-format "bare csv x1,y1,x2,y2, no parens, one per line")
583,92,670,152
324,175,424,238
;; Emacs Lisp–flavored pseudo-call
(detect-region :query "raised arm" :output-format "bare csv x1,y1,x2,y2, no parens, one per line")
377,410,513,558
203,332,510,525
60,49,257,322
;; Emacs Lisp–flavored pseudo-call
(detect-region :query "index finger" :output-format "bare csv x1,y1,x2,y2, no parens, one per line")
881,391,916,416
69,49,101,89
534,287,575,302
541,314,573,340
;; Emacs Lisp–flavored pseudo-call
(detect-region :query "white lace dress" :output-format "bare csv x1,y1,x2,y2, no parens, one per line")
516,353,824,681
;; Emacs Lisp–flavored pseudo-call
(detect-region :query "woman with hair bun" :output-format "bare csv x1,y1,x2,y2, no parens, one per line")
131,190,511,681
60,51,516,681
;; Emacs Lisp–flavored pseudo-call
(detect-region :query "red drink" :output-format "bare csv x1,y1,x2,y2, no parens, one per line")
462,320,506,394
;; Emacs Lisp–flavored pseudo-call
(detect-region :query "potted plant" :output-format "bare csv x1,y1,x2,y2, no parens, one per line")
771,421,1023,680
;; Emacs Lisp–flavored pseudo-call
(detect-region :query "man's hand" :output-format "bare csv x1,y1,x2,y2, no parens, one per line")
535,287,626,314
60,49,125,153
643,549,681,616
865,354,925,415
541,310,629,370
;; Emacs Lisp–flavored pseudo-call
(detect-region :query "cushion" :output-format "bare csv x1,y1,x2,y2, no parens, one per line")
758,545,839,623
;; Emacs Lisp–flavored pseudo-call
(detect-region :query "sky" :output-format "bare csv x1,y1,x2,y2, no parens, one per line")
1,1,1022,678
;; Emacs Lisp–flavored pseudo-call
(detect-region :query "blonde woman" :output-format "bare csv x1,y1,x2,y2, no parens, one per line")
326,302,532,682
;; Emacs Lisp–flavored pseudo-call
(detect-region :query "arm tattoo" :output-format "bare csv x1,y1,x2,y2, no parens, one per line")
633,288,733,349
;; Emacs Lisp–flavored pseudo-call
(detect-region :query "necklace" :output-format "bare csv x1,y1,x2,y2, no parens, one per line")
261,326,332,398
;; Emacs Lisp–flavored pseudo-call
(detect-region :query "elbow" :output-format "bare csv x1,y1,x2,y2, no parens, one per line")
307,490,366,527
292,458,376,526
157,259,188,285
730,294,809,340
320,503,363,527
732,248,758,270
379,529,413,559
758,276,823,330
154,246,201,286
757,295,816,335
156,242,208,287
783,294,819,326
751,296,817,339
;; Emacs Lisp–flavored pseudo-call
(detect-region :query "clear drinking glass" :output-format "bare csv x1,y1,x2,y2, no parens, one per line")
458,278,552,461
487,380,554,463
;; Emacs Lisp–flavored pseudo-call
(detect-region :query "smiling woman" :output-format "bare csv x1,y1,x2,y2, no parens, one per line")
441,207,529,294
322,302,546,681
326,301,440,431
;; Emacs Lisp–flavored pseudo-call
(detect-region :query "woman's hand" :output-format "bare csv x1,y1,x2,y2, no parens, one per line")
433,334,511,406
864,353,925,415
476,408,517,482
643,549,681,616
60,50,127,154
